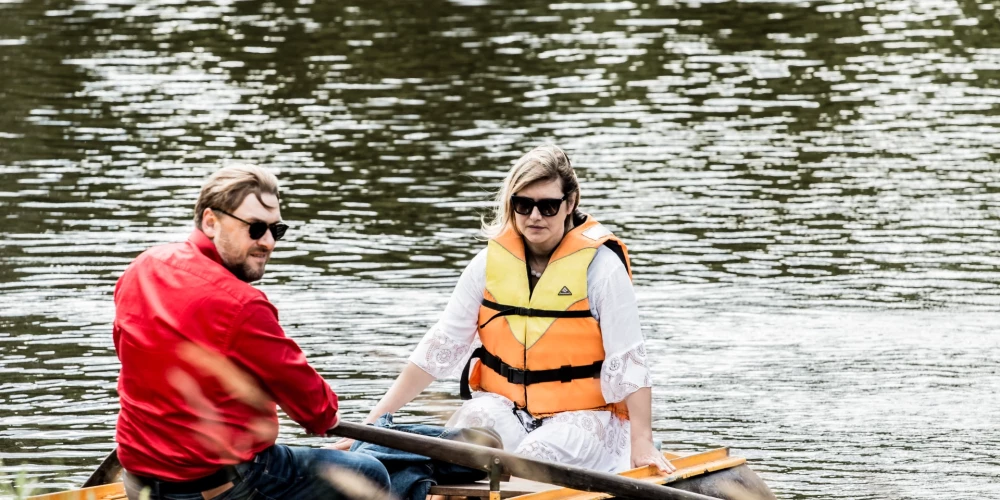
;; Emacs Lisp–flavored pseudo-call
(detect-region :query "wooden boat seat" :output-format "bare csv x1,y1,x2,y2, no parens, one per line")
430,476,558,498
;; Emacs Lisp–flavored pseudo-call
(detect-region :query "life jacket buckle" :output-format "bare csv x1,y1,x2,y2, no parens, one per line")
499,364,527,385
558,365,575,383
512,306,534,317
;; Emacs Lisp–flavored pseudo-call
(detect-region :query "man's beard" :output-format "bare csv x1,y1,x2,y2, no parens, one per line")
222,247,269,282
225,260,265,282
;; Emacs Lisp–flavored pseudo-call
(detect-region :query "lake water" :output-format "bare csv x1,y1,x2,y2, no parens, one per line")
1,0,999,498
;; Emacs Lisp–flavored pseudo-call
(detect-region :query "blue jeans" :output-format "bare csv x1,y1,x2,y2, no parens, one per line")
123,444,391,500
350,414,490,500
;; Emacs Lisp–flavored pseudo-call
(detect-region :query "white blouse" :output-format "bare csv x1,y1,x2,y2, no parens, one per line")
409,244,651,404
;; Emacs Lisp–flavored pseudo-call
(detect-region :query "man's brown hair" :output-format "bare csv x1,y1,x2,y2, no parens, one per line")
194,165,280,228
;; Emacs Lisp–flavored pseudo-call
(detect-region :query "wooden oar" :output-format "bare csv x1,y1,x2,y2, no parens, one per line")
328,421,720,500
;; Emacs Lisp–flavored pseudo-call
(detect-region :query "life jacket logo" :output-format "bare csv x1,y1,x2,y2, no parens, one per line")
558,286,572,296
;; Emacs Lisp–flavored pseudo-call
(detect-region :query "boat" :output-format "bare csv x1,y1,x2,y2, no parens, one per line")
27,446,775,500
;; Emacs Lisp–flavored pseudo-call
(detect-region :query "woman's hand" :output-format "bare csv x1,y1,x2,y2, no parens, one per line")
624,388,674,473
324,363,437,451
630,439,675,474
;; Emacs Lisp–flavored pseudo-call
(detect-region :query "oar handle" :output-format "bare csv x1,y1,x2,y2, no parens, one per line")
328,421,719,500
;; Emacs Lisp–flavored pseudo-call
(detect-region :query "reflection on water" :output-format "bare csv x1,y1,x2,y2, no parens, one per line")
1,0,999,497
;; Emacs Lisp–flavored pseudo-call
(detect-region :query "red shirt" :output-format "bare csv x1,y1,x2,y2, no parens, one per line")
113,230,338,481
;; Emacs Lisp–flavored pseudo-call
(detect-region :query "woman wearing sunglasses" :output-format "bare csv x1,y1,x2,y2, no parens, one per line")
336,144,672,474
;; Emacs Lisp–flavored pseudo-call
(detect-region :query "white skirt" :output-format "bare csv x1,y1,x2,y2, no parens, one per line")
446,392,632,473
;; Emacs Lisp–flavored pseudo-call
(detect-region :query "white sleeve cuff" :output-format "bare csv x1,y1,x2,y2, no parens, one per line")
601,342,652,403
409,323,477,379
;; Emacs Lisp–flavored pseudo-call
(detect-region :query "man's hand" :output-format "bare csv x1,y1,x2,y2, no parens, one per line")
323,411,350,450
630,440,675,474
325,438,354,451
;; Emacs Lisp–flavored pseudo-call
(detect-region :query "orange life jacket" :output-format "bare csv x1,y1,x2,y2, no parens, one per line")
461,215,632,419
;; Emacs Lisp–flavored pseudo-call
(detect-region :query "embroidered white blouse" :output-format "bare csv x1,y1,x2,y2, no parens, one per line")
409,244,651,404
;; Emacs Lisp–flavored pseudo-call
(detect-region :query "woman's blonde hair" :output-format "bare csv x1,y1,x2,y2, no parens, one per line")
481,144,581,239
194,165,280,228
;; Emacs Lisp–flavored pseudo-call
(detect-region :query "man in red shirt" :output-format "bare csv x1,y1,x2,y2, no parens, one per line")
113,165,389,499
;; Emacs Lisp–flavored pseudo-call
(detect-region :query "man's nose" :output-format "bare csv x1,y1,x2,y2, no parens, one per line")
257,228,276,248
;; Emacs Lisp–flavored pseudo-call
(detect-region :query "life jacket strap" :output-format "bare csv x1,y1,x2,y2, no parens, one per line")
478,299,594,329
459,346,603,400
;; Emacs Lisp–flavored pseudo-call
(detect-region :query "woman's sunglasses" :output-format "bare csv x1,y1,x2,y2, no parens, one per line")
212,208,289,241
510,195,566,217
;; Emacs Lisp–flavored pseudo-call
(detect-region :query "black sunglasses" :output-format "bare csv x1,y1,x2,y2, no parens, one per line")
212,208,288,241
510,194,566,217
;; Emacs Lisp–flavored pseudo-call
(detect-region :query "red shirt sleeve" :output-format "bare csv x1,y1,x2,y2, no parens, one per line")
225,298,339,435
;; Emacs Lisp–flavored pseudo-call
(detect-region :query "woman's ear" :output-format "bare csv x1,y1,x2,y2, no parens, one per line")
564,191,580,229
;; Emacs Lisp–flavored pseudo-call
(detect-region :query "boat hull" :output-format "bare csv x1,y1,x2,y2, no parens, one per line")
29,449,776,500
669,464,776,500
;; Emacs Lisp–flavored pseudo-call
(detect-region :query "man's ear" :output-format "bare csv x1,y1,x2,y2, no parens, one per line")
201,208,219,239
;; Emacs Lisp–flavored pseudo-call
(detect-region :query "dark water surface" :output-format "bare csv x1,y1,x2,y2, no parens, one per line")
1,0,999,497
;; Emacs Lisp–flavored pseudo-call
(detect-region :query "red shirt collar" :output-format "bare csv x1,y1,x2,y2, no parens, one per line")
187,229,225,266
